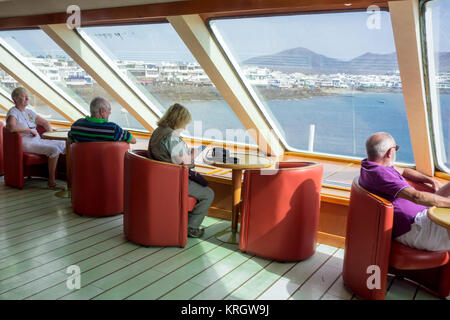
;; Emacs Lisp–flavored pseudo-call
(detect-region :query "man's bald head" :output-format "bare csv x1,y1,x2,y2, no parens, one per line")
365,132,396,161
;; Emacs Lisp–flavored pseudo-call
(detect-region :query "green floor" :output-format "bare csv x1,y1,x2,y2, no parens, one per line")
0,177,442,300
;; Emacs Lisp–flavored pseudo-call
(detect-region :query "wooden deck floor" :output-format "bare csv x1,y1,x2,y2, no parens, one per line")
0,177,443,301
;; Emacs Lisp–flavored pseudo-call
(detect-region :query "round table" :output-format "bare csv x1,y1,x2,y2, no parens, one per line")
203,150,273,244
427,207,450,230
42,130,71,198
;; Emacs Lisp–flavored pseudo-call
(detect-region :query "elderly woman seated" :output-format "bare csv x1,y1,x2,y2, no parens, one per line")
5,87,65,190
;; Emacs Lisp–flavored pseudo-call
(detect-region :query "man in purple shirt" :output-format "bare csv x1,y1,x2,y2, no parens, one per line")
359,132,450,252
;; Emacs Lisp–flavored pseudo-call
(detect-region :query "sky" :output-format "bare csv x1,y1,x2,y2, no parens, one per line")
83,10,401,62
212,10,398,61
428,0,450,54
0,5,449,63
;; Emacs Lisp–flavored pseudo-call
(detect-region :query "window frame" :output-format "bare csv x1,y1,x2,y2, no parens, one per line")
0,28,89,119
0,2,436,170
207,8,415,165
76,21,166,121
78,20,260,146
420,0,450,174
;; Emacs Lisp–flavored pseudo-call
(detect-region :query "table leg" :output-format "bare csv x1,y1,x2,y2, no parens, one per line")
55,141,71,198
231,169,243,232
216,169,243,244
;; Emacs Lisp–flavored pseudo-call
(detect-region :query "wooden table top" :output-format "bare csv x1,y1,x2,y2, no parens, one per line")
203,150,272,170
427,207,450,230
42,130,69,140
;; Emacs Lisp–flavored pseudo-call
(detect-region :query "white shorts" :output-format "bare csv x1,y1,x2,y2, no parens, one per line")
22,136,66,158
395,209,450,252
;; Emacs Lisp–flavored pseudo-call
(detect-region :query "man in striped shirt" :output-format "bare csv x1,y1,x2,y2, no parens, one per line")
69,97,136,144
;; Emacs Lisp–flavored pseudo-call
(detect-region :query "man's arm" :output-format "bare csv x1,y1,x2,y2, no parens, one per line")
117,125,136,144
124,132,136,144
398,187,450,208
405,168,442,191
396,167,441,192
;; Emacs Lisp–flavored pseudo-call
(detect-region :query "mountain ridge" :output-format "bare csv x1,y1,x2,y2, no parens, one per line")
243,47,450,74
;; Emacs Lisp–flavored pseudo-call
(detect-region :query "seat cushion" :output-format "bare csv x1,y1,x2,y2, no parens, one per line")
188,196,197,212
390,241,449,270
23,152,48,166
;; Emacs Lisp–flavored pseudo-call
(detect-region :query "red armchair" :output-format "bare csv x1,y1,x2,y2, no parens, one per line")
70,141,129,217
3,125,49,188
239,161,323,261
343,177,450,299
123,150,197,248
0,121,4,176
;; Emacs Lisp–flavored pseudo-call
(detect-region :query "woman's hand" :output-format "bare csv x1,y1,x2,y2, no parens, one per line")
190,145,207,159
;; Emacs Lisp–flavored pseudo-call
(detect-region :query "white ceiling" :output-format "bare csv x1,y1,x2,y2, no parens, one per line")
0,0,181,18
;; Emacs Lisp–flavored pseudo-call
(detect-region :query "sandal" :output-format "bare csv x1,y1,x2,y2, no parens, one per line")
48,183,66,191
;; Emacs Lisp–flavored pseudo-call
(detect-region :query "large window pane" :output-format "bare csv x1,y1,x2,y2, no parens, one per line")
424,0,450,172
80,23,254,144
0,67,66,121
210,11,414,163
0,29,145,131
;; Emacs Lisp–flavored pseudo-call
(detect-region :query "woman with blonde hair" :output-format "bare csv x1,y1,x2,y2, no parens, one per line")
148,103,214,238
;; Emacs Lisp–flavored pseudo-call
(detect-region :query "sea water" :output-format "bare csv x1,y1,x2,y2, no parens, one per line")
109,92,450,166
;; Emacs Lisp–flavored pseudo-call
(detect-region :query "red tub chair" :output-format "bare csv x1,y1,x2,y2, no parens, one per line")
0,121,4,176
343,177,450,299
3,125,49,188
239,161,323,261
70,141,129,217
123,150,197,248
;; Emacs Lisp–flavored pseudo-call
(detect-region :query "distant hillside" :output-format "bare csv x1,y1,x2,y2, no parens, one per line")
243,47,450,74
435,52,450,71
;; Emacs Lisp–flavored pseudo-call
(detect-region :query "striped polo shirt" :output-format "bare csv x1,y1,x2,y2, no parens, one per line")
68,116,133,143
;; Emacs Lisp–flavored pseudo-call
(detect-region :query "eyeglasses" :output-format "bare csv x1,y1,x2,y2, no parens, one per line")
392,145,400,151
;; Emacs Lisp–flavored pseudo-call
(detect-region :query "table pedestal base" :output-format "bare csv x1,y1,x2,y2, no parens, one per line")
215,228,239,244
55,189,71,198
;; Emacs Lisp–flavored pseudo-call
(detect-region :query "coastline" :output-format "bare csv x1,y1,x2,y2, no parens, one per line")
253,86,403,100
28,83,450,109
68,83,404,103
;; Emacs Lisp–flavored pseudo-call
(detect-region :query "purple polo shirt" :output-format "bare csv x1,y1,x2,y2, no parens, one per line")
358,159,427,238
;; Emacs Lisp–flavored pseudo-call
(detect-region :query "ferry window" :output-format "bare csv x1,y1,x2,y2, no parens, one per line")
0,29,145,131
210,11,415,163
0,68,66,121
79,23,255,145
424,0,450,172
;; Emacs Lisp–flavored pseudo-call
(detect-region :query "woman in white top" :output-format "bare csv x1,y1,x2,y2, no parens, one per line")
6,87,66,190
